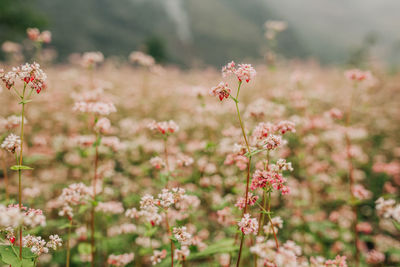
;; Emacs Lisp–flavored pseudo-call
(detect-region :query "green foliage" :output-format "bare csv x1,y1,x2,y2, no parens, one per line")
145,36,168,63
0,0,47,43
189,238,237,260
0,245,36,267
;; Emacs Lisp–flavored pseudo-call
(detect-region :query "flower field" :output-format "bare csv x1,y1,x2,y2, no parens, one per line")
0,30,400,267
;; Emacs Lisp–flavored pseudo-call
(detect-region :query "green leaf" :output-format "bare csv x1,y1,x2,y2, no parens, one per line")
245,149,266,158
0,246,34,266
0,245,21,267
18,99,33,105
393,220,400,232
10,165,34,171
78,243,92,255
188,239,237,260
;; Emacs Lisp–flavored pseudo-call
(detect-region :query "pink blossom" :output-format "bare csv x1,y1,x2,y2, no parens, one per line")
210,82,231,101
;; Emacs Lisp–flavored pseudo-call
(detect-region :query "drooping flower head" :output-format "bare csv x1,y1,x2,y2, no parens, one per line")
210,82,231,101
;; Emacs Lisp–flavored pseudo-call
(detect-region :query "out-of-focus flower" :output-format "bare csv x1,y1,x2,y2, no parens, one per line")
1,133,21,153
150,249,167,265
366,250,385,264
147,120,179,134
81,52,104,68
107,253,134,267
129,51,155,67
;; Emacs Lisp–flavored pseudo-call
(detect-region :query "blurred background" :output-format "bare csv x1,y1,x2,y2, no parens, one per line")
1,0,400,67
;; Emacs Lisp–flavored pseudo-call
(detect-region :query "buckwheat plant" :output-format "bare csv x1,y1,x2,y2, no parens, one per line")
26,28,52,61
0,62,47,259
147,120,180,186
211,61,258,266
0,204,62,265
57,183,91,267
73,83,116,266
264,20,287,67
125,187,200,267
344,69,374,266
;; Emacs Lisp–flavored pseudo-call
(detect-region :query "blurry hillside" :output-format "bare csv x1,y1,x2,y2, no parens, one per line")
1,0,400,66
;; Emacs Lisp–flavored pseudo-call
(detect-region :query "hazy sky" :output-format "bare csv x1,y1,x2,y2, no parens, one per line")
264,0,400,63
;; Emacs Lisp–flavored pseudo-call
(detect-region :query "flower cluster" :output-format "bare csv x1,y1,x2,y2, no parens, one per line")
147,120,179,135
0,205,46,229
27,28,52,43
345,69,373,82
58,183,91,219
222,61,256,83
150,249,167,265
73,101,116,115
375,197,400,222
210,82,231,101
81,51,104,68
1,133,21,153
238,213,258,235
129,51,155,67
22,234,62,255
107,253,134,267
235,193,259,210
173,226,192,246
0,62,47,93
250,169,290,194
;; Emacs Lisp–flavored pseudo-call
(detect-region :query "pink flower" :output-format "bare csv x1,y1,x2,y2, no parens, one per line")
238,213,258,235
250,170,290,194
221,61,256,82
324,255,347,267
345,69,373,82
356,222,372,234
150,156,165,169
351,184,372,200
252,122,274,139
211,82,231,101
263,134,282,150
147,120,179,134
222,61,236,77
235,193,259,210
107,253,134,267
27,28,40,41
235,64,256,83
275,120,296,134
366,250,385,264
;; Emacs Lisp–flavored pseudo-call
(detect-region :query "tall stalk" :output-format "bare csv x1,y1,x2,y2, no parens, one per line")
90,130,100,267
2,154,9,200
165,211,174,267
66,219,73,267
17,83,27,259
345,84,359,266
233,81,252,267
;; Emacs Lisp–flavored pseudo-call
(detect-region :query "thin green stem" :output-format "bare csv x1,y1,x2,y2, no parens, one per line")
165,211,174,267
18,83,27,259
345,83,359,266
66,219,73,267
90,131,100,267
234,80,252,267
